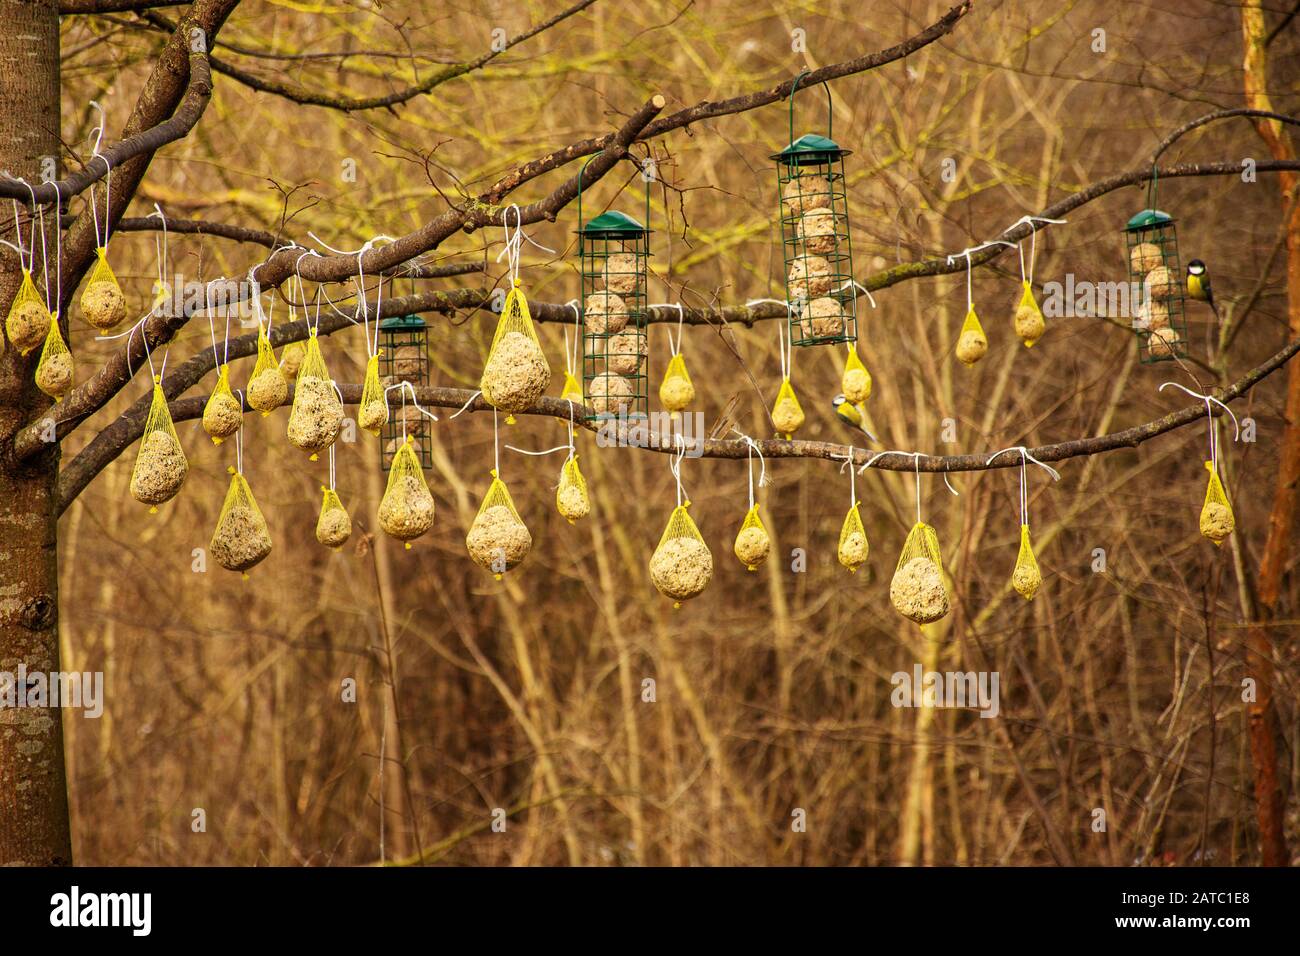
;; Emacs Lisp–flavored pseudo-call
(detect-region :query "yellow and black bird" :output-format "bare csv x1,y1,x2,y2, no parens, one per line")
1187,259,1220,320
832,394,878,443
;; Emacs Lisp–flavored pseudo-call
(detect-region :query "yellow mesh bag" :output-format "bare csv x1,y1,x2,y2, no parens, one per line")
556,455,590,523
6,269,51,355
247,324,287,416
358,353,387,435
80,246,128,331
210,470,273,578
1199,461,1234,545
560,370,584,405
203,365,242,445
467,470,532,577
286,330,343,459
650,501,713,606
316,486,352,549
1014,282,1046,348
34,315,74,400
889,521,951,624
480,282,550,424
1011,523,1041,600
770,376,805,439
842,347,872,404
280,340,306,380
659,352,695,417
955,307,988,367
837,502,868,572
378,437,435,548
130,378,188,512
733,503,771,571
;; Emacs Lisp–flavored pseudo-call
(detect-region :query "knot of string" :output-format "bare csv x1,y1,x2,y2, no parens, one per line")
1158,381,1240,472
649,302,686,355
669,436,689,508
733,429,767,510
835,278,877,310
383,380,439,442
1010,215,1067,287
985,445,1061,526
495,204,555,287
88,101,113,249
947,239,1016,312
837,444,858,508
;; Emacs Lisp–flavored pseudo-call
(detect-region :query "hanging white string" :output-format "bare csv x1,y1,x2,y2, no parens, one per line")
669,437,689,507
562,299,581,377
88,101,112,249
835,278,878,309
233,391,245,475
649,302,686,355
984,445,1061,526
383,380,440,442
1158,381,1240,473
449,389,484,419
732,429,768,510
862,450,959,524
1009,215,1067,287
776,311,793,382
495,204,556,286
837,445,858,508
946,239,1016,312
327,441,337,492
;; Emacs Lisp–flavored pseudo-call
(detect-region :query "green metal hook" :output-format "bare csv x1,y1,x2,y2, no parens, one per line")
788,68,834,145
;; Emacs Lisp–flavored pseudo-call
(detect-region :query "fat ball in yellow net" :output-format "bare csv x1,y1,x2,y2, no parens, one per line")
890,522,950,624
6,269,51,355
556,455,590,523
211,470,273,576
1014,282,1046,347
838,502,868,572
79,247,127,331
358,353,387,435
734,504,771,571
1011,524,1041,600
130,378,188,511
1200,460,1234,544
378,437,435,548
480,281,550,423
955,307,988,366
286,330,343,458
650,502,713,606
770,376,805,439
316,487,352,549
247,324,287,415
841,346,872,404
34,315,74,400
659,352,694,416
203,365,242,444
466,470,532,577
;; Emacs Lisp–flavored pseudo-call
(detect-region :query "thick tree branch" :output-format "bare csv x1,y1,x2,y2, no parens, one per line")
54,334,1300,514
0,51,212,203
1152,109,1300,164
60,0,188,13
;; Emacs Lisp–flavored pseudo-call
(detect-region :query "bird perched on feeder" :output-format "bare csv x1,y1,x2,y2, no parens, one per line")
1186,260,1219,319
832,394,878,443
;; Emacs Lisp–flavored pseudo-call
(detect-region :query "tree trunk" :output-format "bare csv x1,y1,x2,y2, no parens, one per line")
0,0,71,865
1241,0,1295,869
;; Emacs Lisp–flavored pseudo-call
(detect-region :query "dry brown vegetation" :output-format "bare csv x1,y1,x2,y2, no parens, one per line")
40,0,1300,865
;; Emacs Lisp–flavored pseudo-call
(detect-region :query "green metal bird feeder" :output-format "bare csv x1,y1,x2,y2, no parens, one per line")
578,160,651,422
773,71,857,348
378,312,432,471
1123,174,1186,363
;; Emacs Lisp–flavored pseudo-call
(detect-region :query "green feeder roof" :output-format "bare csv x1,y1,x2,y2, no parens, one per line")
578,210,649,237
771,133,851,164
379,313,427,330
1125,208,1175,232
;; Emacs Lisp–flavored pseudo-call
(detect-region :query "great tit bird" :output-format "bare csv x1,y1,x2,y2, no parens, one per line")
1187,259,1219,319
832,394,878,443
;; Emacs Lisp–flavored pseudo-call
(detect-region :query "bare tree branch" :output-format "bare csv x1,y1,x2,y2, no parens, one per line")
60,0,189,13
0,51,212,202
53,334,1300,513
